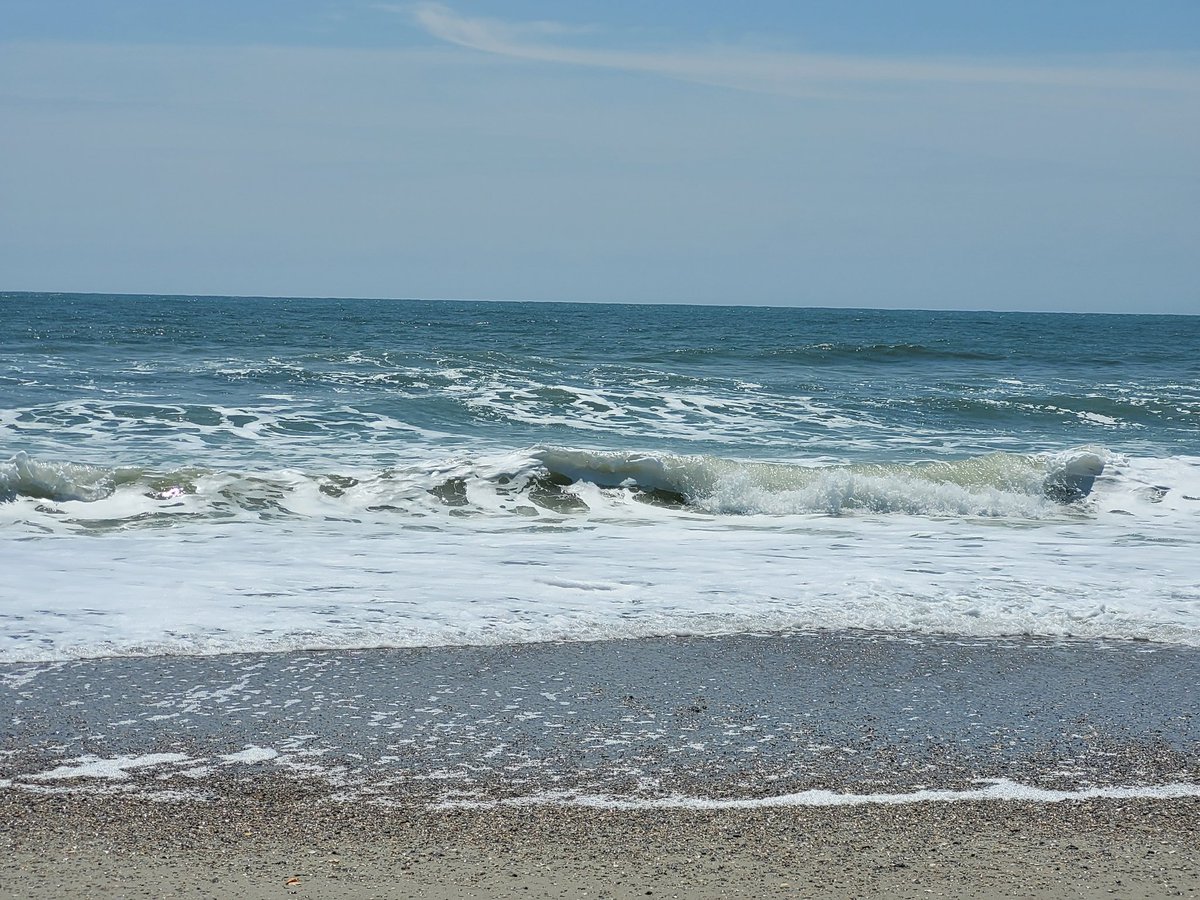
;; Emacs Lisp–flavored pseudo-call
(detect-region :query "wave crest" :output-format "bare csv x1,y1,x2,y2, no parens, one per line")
1,451,117,503
2,447,1108,529
532,447,1106,517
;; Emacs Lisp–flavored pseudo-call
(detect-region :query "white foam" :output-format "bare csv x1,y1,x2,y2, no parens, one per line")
435,778,1200,810
0,664,62,690
461,376,869,446
219,746,279,765
0,452,1197,661
27,753,193,781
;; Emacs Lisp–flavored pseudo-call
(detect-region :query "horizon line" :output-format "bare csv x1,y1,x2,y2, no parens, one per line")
3,289,1194,318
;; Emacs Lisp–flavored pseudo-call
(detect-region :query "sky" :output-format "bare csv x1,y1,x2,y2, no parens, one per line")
1,2,1198,312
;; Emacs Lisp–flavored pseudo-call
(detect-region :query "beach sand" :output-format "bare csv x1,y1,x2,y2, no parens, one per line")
3,631,1197,897
3,792,1198,898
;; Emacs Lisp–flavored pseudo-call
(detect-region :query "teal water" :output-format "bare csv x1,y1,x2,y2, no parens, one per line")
4,295,1198,471
2,293,1198,660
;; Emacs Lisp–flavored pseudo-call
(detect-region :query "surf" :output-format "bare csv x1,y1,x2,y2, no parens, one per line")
2,446,1113,531
530,447,1107,516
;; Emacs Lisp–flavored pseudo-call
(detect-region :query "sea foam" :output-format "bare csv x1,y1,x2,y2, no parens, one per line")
1,452,1197,662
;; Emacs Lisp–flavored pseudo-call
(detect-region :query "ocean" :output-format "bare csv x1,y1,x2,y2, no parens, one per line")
2,292,1198,662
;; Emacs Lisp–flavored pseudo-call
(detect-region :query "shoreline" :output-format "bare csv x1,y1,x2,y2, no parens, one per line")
3,630,1197,800
4,630,1198,896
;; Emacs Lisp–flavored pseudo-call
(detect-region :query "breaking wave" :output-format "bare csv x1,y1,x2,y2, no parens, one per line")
531,447,1106,516
1,446,1111,529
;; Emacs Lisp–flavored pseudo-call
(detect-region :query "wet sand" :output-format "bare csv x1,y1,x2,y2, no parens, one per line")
3,630,1197,800
2,631,1198,897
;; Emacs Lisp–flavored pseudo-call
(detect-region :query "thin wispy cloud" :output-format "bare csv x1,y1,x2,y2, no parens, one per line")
407,2,1200,96
3,5,1195,310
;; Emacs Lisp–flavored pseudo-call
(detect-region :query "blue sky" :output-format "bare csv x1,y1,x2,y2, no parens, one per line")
2,2,1198,311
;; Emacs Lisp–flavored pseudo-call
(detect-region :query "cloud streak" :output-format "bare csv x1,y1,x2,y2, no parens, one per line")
409,2,1200,96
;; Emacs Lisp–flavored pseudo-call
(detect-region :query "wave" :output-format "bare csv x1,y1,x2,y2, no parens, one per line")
2,453,124,503
764,342,1006,364
1,447,1110,528
532,447,1105,515
3,447,1198,660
